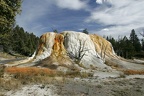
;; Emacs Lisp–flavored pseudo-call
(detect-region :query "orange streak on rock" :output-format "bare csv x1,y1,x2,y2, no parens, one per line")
52,34,66,56
35,33,56,57
39,33,73,66
90,34,115,57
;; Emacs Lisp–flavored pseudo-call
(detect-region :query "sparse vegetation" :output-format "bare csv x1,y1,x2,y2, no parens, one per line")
4,67,93,83
123,70,144,75
77,63,87,69
64,71,93,78
105,59,121,68
0,65,5,77
96,84,102,88
0,66,93,94
90,65,97,70
5,67,57,78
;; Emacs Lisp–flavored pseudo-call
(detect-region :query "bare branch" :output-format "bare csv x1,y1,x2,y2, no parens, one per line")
67,39,90,64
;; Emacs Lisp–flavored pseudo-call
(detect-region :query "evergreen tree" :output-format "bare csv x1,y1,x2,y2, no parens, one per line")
10,25,39,56
53,29,58,33
0,0,22,52
107,36,135,59
0,0,21,32
129,29,141,52
82,28,89,34
141,39,144,51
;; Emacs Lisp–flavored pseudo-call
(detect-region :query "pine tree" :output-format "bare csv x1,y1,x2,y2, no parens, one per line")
129,29,141,52
82,28,89,34
10,25,39,56
0,0,22,52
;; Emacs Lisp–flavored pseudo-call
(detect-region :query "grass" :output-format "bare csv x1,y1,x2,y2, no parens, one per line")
0,66,93,94
5,67,59,84
5,67,56,77
2,67,57,86
0,65,5,77
123,70,144,75
64,71,93,78
3,66,93,84
0,66,94,94
0,78,21,91
105,59,121,69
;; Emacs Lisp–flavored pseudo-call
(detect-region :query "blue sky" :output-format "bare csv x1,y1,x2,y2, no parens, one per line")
16,0,144,38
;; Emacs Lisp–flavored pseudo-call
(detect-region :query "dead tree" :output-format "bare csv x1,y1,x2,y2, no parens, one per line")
68,40,90,64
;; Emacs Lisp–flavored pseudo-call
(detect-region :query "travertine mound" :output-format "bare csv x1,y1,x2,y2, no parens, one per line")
34,31,116,69
5,31,144,71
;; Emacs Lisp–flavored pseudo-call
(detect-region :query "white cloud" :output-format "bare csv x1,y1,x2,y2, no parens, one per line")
17,0,144,39
96,0,102,4
17,0,52,24
96,0,112,4
88,0,144,38
55,0,88,10
16,0,55,36
16,0,89,36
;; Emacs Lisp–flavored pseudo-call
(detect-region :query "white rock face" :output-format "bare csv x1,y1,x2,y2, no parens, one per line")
63,31,107,68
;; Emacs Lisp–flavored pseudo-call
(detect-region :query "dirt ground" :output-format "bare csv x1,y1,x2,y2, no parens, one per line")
0,54,144,96
2,77,144,96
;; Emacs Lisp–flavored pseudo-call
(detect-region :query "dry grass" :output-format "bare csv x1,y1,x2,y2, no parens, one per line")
0,77,23,96
5,67,57,83
5,67,92,80
0,78,21,91
123,70,144,75
0,67,59,93
0,65,5,77
0,66,93,93
5,67,56,77
105,59,122,69
64,71,93,78
0,66,91,95
4,67,58,84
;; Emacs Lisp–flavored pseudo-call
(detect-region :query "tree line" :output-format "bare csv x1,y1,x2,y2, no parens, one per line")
0,25,39,56
106,29,144,59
